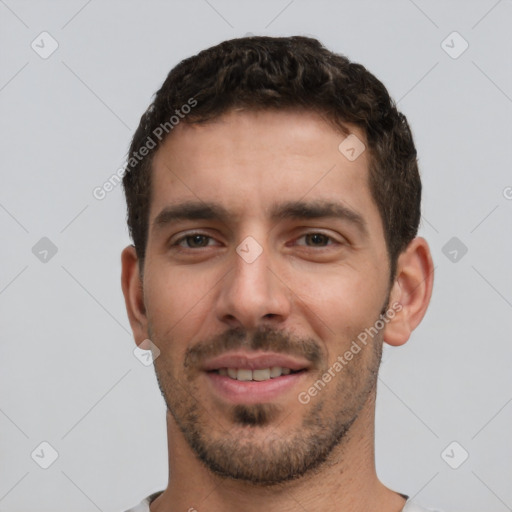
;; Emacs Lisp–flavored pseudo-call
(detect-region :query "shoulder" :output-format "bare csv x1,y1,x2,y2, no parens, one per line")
402,500,445,512
122,490,164,512
122,498,150,512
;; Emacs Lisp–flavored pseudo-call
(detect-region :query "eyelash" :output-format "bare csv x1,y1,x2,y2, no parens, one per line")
171,231,341,250
171,233,215,249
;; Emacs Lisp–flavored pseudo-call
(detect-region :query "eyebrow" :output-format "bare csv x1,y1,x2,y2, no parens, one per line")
152,199,368,236
271,200,368,236
153,201,231,229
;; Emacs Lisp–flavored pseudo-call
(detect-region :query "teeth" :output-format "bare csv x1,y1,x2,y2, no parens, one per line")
216,367,296,381
237,369,252,381
252,368,271,381
270,366,282,378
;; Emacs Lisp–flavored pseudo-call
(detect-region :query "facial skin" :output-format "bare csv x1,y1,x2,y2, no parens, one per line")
122,109,434,512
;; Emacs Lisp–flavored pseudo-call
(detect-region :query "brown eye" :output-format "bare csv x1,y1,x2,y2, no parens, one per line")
183,235,210,248
172,233,215,249
303,233,332,246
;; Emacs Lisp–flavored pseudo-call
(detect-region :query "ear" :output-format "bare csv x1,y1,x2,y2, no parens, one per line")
383,237,434,347
121,245,149,347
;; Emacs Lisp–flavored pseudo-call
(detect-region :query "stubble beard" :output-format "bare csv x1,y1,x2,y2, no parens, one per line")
151,325,383,486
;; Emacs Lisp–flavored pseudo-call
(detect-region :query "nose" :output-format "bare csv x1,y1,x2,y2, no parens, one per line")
215,240,292,330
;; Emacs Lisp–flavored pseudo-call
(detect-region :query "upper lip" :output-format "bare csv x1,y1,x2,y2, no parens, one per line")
202,351,311,372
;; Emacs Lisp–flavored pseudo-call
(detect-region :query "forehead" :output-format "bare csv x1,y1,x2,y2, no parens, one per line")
149,109,381,232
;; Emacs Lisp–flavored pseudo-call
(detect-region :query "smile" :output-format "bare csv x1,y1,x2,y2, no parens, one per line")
213,367,301,381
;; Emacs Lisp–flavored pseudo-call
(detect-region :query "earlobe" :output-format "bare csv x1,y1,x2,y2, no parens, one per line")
383,237,434,347
121,245,149,345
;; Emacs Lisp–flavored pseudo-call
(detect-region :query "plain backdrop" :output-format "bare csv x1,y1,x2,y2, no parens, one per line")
1,1,511,511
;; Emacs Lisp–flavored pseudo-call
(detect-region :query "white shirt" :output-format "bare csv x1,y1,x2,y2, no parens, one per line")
123,491,444,511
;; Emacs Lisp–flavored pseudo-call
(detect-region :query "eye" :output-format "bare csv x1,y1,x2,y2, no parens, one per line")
295,232,338,247
172,233,218,249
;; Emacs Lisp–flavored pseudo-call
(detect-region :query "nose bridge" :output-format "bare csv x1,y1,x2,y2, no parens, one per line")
235,239,271,293
216,234,290,328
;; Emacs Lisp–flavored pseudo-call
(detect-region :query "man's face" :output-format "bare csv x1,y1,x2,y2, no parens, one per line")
142,109,391,484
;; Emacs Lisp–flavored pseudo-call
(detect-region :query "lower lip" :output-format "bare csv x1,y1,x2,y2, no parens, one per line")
205,371,307,404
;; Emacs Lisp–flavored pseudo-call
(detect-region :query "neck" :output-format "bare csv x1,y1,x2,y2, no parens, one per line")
151,393,406,512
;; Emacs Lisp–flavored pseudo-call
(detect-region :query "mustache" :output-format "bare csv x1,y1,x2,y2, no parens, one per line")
184,325,322,370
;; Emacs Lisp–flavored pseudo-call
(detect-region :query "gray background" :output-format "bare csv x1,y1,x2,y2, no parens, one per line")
1,1,511,511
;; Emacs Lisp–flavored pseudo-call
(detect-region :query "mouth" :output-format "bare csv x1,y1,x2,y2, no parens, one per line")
211,366,302,381
202,352,310,404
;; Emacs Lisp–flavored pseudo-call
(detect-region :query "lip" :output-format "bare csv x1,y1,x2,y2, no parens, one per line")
202,351,311,404
202,351,311,372
205,371,308,404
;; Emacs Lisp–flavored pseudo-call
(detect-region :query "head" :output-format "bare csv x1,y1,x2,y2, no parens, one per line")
123,35,421,281
121,36,433,485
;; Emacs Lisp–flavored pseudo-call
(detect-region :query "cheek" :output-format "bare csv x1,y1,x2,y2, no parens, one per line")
290,266,387,360
144,266,215,352
294,263,385,319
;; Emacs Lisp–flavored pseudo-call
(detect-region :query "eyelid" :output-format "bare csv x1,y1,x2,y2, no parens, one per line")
292,231,343,247
170,231,221,248
169,229,346,250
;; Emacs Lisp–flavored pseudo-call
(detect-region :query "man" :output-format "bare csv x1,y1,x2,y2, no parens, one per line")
120,36,438,512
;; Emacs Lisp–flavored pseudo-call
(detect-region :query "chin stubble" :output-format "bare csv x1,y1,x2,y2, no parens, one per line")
152,332,382,486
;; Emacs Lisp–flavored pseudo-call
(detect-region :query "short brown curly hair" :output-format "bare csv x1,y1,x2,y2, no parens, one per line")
122,35,421,281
